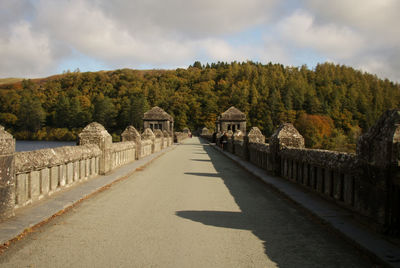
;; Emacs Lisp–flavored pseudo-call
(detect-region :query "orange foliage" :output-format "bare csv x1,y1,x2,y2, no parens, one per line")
295,113,334,148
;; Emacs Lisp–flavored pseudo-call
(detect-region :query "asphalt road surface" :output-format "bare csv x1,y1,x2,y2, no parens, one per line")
0,137,371,267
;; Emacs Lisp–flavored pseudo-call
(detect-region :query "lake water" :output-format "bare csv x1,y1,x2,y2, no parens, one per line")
16,140,77,152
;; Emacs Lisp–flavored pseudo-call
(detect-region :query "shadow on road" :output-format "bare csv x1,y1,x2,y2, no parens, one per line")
176,139,368,267
189,159,212,162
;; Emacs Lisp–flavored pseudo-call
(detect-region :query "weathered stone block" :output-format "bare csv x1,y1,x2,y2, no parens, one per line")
324,169,333,197
310,166,317,190
90,158,96,176
0,126,15,220
0,185,15,218
316,167,325,193
0,155,14,187
79,122,111,175
41,168,50,196
66,162,73,184
85,159,90,178
79,159,85,180
303,164,309,186
30,171,40,201
333,172,343,201
16,173,28,206
73,161,79,181
59,164,66,186
80,160,86,180
50,166,59,191
343,174,354,205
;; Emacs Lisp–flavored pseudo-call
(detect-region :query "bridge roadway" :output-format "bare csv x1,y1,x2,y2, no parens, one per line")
0,137,370,267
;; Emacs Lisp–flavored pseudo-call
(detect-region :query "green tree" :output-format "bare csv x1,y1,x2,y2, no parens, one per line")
93,95,117,128
18,95,46,132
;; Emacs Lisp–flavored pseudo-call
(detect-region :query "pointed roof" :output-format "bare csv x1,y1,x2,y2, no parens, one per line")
218,106,246,121
143,106,173,121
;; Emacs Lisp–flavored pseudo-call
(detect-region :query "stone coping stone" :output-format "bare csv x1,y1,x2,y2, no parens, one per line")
110,141,136,152
15,144,101,174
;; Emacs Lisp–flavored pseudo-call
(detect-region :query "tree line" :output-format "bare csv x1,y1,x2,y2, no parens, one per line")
0,61,399,152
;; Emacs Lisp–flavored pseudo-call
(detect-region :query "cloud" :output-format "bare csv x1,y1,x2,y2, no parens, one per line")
0,0,399,81
0,21,54,77
301,0,400,80
278,10,365,59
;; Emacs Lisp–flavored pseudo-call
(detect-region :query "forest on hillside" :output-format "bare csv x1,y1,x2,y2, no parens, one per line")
0,61,399,152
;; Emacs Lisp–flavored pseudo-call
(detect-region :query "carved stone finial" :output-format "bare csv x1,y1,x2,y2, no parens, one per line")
153,129,164,138
121,126,141,142
162,130,170,138
270,123,304,149
78,122,112,149
141,128,155,140
247,127,265,143
357,110,400,168
0,125,15,155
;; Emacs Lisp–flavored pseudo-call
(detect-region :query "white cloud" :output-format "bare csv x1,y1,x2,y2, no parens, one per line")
278,10,365,60
301,0,400,80
0,21,54,77
0,0,399,81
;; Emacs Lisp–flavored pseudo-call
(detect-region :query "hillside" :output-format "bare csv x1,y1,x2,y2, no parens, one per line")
0,62,399,152
0,78,24,85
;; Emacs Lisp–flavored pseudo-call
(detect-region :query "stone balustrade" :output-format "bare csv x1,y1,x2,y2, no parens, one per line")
0,122,173,220
14,145,101,208
174,132,189,143
204,109,400,233
110,142,136,170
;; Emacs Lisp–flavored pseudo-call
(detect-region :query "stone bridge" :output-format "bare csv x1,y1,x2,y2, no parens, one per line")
0,109,399,267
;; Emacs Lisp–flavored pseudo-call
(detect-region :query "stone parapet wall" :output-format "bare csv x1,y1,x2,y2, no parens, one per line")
15,145,101,173
14,145,101,208
140,139,153,158
279,147,357,173
212,111,400,233
0,122,174,221
175,132,189,143
154,138,162,153
110,141,136,170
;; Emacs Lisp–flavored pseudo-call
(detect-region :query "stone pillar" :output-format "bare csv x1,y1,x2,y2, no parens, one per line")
142,128,155,153
0,126,15,221
162,130,170,146
269,123,304,176
122,126,142,159
78,122,112,175
356,109,400,231
154,129,164,149
247,127,265,144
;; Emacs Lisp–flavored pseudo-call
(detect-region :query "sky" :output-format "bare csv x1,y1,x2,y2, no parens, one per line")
1,0,399,82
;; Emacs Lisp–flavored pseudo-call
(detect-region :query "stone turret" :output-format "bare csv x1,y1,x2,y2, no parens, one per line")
216,106,247,134
0,126,15,220
79,122,112,174
143,106,174,134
